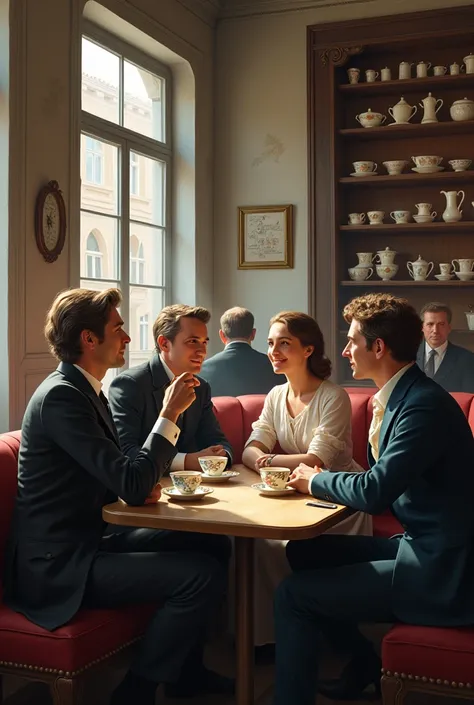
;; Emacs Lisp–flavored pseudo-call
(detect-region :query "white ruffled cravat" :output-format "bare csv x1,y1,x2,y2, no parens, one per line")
368,399,384,461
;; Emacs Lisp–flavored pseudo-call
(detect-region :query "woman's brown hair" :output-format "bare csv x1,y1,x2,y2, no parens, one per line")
269,311,332,380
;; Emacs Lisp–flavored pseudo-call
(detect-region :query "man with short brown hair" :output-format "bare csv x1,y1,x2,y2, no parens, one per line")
417,301,474,392
109,303,233,472
200,306,282,396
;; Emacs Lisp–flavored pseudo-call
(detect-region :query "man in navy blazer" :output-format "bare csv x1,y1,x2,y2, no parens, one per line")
200,307,283,397
4,288,231,705
273,294,474,705
109,304,233,471
416,301,474,393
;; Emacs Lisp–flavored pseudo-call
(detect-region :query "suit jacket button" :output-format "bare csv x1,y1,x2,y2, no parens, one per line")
45,552,53,560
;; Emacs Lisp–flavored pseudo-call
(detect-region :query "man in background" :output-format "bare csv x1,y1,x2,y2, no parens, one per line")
200,307,283,396
416,301,474,393
109,304,233,470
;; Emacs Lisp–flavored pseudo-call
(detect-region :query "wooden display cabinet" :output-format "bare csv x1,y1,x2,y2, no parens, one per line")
308,6,474,384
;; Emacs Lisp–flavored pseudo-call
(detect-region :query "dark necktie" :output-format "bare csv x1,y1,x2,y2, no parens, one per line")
425,348,437,378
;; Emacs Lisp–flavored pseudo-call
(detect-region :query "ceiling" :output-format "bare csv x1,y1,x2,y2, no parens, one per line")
179,0,363,24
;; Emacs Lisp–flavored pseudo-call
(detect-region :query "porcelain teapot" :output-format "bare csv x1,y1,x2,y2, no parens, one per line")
388,96,417,125
407,255,434,281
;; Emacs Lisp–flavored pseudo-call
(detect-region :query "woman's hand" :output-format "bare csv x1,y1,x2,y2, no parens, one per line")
255,454,274,471
287,463,322,494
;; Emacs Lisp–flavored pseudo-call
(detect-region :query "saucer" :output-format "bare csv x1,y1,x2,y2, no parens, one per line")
454,271,474,281
163,486,214,501
350,172,378,177
201,470,240,483
411,166,444,174
251,483,296,497
435,274,454,280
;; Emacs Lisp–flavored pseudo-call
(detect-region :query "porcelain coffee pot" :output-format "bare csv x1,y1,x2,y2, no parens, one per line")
376,247,397,266
407,255,434,281
388,96,417,124
420,93,443,124
441,190,465,222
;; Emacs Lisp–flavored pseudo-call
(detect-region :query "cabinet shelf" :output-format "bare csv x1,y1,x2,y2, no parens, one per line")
339,171,474,187
338,72,474,97
340,280,474,287
339,120,474,141
340,222,474,234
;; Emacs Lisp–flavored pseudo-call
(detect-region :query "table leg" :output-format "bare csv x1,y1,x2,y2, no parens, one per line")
234,536,255,705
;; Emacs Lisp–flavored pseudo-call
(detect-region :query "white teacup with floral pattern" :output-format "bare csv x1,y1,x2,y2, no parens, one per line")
170,471,202,494
412,155,443,168
353,160,378,174
260,468,291,491
198,456,228,476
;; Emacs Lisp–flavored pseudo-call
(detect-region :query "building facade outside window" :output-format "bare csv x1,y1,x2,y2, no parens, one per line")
80,25,171,386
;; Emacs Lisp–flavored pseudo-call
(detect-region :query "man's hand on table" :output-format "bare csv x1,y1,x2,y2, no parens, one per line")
287,463,323,494
144,483,162,504
185,445,227,471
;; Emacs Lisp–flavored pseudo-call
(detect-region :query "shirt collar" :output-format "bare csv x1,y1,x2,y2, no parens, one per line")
373,363,414,412
73,364,102,396
226,340,251,347
425,340,448,357
159,354,175,382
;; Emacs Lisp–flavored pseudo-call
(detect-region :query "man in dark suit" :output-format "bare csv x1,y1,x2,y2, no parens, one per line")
200,306,283,396
416,301,474,393
273,293,474,705
4,288,232,705
109,304,233,470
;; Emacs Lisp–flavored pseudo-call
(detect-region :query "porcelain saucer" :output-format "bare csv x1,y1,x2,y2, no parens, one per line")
413,214,436,223
251,483,296,497
201,470,240,483
454,271,474,281
434,274,454,281
350,172,378,177
411,166,444,174
163,486,214,501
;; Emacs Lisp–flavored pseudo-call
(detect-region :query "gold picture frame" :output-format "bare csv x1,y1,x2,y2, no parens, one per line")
238,204,294,270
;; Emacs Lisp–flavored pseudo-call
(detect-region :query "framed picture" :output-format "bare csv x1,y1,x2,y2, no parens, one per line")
238,204,294,269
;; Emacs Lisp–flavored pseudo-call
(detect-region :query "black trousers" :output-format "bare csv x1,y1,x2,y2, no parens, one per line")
274,534,400,705
83,526,231,683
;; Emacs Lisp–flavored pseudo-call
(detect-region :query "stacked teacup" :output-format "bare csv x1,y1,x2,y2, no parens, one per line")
452,258,474,281
348,251,374,281
414,202,437,223
383,160,409,175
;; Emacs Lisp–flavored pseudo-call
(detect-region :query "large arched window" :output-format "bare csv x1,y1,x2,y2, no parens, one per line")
85,232,103,279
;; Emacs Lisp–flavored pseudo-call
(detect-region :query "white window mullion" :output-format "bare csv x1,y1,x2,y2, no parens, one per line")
121,142,131,365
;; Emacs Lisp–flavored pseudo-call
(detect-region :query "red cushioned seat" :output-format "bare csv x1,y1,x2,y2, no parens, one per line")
383,623,474,683
373,510,403,538
0,602,156,673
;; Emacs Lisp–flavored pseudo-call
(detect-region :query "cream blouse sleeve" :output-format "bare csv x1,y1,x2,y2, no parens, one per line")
244,387,279,452
307,387,352,468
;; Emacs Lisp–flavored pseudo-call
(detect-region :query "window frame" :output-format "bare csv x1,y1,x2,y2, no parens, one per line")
80,22,172,370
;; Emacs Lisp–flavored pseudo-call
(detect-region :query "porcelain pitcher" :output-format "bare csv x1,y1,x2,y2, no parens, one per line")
420,93,443,124
440,190,465,223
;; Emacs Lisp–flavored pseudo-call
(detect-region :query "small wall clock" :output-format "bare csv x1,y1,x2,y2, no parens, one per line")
34,180,67,263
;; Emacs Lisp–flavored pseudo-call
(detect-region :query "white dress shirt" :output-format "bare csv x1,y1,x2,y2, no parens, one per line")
74,363,180,447
425,340,448,375
368,363,414,461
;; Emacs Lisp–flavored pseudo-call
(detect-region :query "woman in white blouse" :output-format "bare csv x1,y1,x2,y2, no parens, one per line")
241,311,371,649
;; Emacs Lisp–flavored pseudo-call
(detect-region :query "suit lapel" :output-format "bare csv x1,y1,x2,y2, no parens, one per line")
416,343,425,370
378,365,422,456
57,362,120,446
433,342,453,384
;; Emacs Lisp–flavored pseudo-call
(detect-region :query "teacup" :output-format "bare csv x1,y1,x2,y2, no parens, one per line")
353,161,377,174
348,267,373,281
367,210,384,224
439,263,454,276
390,210,411,224
412,155,443,168
198,456,228,476
347,67,360,84
170,471,202,495
365,69,379,82
383,160,408,175
376,263,398,281
260,468,291,490
415,202,433,215
452,258,474,273
448,159,472,172
433,65,447,76
348,212,366,224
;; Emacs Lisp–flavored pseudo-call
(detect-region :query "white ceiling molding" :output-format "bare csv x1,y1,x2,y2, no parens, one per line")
174,0,222,26
219,0,373,20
